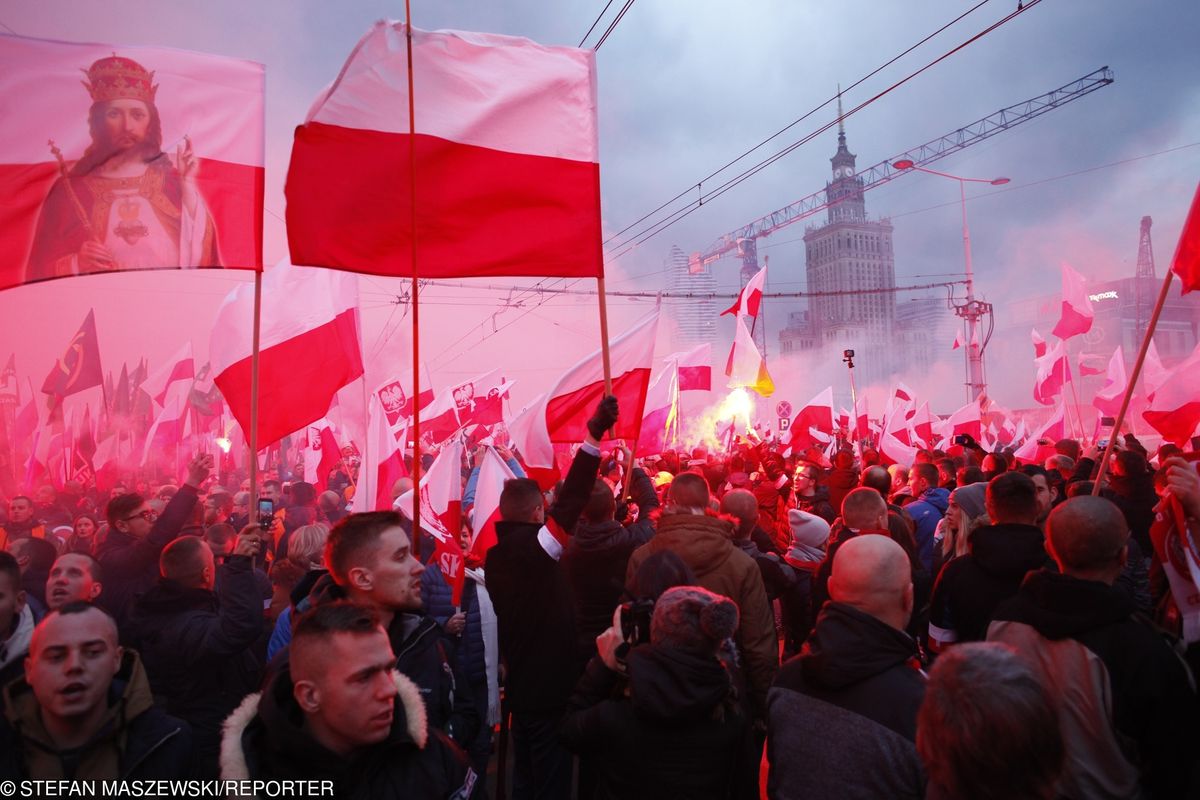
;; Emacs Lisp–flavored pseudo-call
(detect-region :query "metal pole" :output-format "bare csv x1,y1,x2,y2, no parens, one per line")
248,270,262,516
405,2,422,555
960,179,985,402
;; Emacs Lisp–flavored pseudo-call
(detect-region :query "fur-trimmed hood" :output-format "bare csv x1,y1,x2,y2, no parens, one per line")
220,668,428,781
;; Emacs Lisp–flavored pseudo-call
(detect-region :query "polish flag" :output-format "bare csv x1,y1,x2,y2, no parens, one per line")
466,445,516,566
375,377,435,435
1143,340,1170,400
286,21,601,280
143,343,194,410
721,265,766,318
939,399,982,443
1051,263,1094,341
637,366,679,457
1031,328,1048,358
354,395,409,513
1033,340,1072,406
140,390,186,465
13,396,38,447
1078,352,1107,377
423,370,514,443
510,312,658,468
0,34,264,291
1171,182,1200,294
783,387,834,449
676,343,712,392
406,441,467,604
911,402,935,447
1143,342,1200,445
879,403,918,467
1014,406,1066,463
726,315,774,397
1092,348,1127,418
211,263,364,448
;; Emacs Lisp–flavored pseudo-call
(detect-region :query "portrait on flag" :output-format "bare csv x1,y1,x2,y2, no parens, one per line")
0,35,264,290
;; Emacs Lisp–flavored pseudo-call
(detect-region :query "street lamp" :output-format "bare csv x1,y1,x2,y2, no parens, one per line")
893,160,1009,402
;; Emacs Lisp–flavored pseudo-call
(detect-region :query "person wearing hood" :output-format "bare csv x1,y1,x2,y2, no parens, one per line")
0,552,34,689
989,496,1199,799
626,473,778,723
928,472,1049,650
565,460,660,660
0,603,192,779
904,463,950,573
561,586,748,799
767,534,925,799
221,601,471,798
826,450,860,514
124,528,268,775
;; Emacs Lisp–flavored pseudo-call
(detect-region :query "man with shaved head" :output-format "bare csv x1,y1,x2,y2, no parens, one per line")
45,553,104,611
989,496,1199,799
0,603,191,778
768,535,925,799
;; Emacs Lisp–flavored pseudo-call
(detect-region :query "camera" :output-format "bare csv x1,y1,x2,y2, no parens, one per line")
619,597,656,647
257,498,275,529
842,349,855,368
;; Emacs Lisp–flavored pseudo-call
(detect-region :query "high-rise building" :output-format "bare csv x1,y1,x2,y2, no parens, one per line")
667,244,718,345
782,117,897,385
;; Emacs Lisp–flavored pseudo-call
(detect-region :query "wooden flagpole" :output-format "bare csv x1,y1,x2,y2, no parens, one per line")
1063,339,1087,442
248,270,263,516
1091,269,1174,494
405,1,424,558
597,278,614,396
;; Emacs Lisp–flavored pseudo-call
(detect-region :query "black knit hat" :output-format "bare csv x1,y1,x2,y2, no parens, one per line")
650,586,739,654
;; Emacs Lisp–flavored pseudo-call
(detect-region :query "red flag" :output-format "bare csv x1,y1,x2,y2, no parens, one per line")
1014,406,1066,463
510,312,658,468
466,446,516,566
42,309,103,401
0,35,264,290
1142,342,1200,445
1051,263,1094,340
783,387,834,449
725,316,774,397
676,343,712,392
1077,352,1106,377
939,400,982,443
721,265,766,318
210,263,364,447
286,22,601,280
1171,182,1200,294
375,378,435,433
1033,341,1072,406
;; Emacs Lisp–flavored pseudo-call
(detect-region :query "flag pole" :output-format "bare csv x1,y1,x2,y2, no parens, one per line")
405,0,424,558
1063,340,1087,442
1091,268,1174,494
597,278,614,396
248,270,263,515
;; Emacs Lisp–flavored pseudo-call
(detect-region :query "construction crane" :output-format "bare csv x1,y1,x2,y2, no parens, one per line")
692,67,1115,276
1135,216,1156,337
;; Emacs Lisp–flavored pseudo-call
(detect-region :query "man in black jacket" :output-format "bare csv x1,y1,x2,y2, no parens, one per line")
928,471,1048,650
767,534,925,799
486,395,616,800
0,603,192,779
124,528,267,775
989,496,1199,799
96,452,212,624
220,601,471,798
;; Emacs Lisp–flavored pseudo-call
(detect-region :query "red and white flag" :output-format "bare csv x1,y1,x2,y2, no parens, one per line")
725,315,774,397
1143,340,1171,400
676,343,712,392
637,366,679,458
1172,182,1200,295
1077,352,1107,377
1014,406,1066,462
143,343,194,410
354,396,409,513
412,441,467,604
783,387,834,449
721,265,766,318
938,399,982,443
467,445,516,566
510,312,659,468
0,34,263,291
287,21,600,280
375,377,435,437
423,369,514,443
911,402,935,447
1031,328,1048,358
211,263,364,447
1033,340,1072,406
952,329,964,350
1092,347,1127,418
1143,342,1200,445
879,402,918,467
140,389,186,466
1051,263,1094,341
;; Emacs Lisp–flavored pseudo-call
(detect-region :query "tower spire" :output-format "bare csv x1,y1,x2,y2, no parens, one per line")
837,84,845,143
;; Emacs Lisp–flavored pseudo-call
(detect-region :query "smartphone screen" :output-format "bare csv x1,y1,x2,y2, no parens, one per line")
257,499,274,517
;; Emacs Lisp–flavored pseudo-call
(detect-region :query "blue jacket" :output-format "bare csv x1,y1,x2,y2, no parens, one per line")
420,563,486,687
906,488,949,574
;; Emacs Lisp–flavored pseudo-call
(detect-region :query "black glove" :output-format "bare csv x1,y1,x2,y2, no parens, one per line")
587,395,619,440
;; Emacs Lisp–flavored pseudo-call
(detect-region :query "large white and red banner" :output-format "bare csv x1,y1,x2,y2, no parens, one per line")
0,34,263,290
286,21,601,280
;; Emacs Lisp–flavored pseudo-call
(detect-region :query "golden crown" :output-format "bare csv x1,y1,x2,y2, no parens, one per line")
81,55,157,104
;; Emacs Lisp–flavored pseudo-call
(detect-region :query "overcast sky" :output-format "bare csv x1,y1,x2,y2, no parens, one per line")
1,0,1197,424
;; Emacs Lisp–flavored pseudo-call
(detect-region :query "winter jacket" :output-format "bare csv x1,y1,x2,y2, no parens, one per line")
626,513,778,719
826,467,859,515
0,651,192,779
767,603,925,800
1104,471,1159,556
486,444,600,715
123,554,268,772
0,521,48,552
96,483,199,624
564,467,660,657
561,646,748,800
928,522,1048,648
904,487,949,573
421,564,486,688
0,605,34,690
990,569,1199,799
265,568,326,660
793,486,836,526
220,665,472,798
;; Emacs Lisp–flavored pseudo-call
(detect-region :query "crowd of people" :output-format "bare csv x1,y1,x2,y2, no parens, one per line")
0,395,1198,799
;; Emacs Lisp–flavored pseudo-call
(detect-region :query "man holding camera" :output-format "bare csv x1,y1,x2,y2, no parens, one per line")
124,526,269,775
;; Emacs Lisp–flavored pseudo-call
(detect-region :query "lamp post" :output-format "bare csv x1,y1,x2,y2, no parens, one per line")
893,160,1009,402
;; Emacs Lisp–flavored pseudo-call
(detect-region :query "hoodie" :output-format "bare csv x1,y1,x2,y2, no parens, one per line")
768,603,925,800
905,487,949,573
